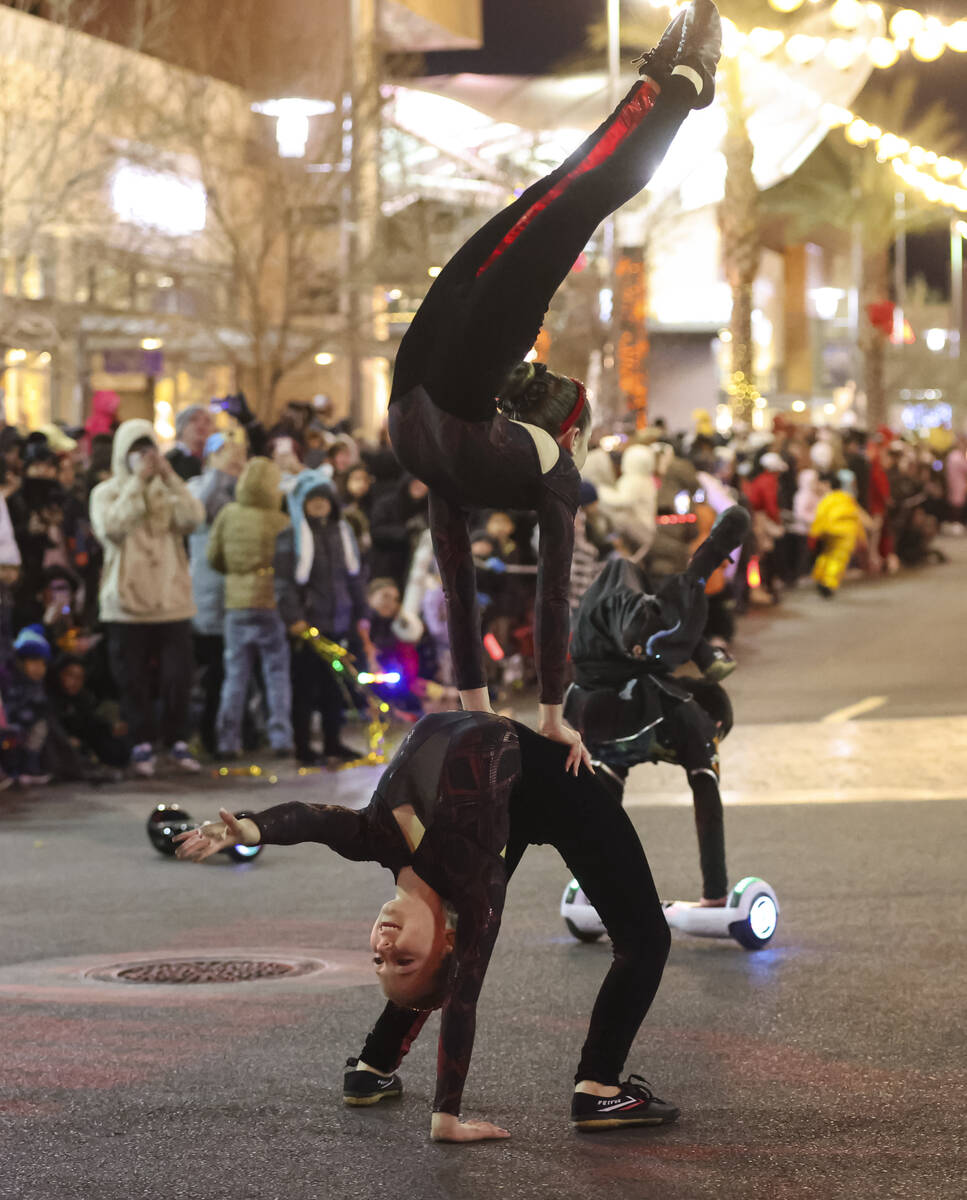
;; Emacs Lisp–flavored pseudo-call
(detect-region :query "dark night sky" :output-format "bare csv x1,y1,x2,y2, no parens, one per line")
425,0,967,294
425,0,593,74
426,0,967,120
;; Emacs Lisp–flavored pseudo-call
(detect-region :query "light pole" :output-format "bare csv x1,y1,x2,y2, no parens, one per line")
347,0,381,431
601,0,623,427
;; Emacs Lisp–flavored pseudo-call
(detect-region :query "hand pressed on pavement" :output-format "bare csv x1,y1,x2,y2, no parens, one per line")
430,1112,510,1143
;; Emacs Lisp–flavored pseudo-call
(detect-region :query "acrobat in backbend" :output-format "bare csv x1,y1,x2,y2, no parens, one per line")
565,506,749,904
176,710,676,1141
386,0,722,770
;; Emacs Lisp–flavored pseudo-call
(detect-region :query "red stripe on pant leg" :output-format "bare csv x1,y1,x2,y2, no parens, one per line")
476,81,659,279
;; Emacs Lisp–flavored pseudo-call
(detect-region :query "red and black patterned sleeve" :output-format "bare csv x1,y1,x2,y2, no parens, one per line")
248,801,376,862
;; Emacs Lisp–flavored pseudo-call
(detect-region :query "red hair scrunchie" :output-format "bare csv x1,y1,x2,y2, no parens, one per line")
559,379,587,435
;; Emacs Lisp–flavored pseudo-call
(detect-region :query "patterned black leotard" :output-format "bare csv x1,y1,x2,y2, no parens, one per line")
247,710,670,1116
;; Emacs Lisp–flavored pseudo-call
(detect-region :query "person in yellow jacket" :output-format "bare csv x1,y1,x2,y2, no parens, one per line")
809,474,867,598
207,457,292,757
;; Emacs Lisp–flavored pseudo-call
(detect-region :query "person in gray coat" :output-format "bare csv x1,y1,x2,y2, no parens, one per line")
187,434,245,755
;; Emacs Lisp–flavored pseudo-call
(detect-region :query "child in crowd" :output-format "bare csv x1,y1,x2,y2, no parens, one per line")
37,565,91,656
3,626,53,785
360,577,424,718
207,457,293,758
47,655,130,772
809,473,867,598
275,472,366,765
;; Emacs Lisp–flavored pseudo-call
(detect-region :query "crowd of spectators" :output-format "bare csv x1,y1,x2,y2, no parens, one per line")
0,389,962,789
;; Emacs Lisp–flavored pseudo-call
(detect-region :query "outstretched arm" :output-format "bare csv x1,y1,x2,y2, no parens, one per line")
174,802,374,863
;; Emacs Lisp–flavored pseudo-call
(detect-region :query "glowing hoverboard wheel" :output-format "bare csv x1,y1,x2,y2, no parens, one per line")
146,804,264,863
726,876,779,950
560,879,606,943
662,877,779,949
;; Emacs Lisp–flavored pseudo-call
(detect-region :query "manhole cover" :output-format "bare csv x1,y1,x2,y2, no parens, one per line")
84,956,325,985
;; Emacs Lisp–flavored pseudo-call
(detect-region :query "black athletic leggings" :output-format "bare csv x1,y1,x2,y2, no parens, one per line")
360,726,671,1089
390,76,694,419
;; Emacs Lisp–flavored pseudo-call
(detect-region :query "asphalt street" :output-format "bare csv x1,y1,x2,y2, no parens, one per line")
1,543,965,1200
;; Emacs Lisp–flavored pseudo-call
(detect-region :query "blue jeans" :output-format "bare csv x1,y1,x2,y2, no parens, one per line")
216,610,292,753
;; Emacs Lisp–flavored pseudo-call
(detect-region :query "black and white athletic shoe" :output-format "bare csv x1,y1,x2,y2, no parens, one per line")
343,1057,403,1107
571,1076,680,1131
632,5,687,86
671,0,723,110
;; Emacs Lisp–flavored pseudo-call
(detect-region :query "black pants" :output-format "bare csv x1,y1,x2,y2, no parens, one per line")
193,633,223,756
360,725,670,1089
105,620,193,747
391,77,693,419
290,639,347,758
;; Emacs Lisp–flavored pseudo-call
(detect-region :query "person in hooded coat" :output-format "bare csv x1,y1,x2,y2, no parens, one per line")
274,470,366,764
581,443,656,557
89,418,204,777
208,457,293,757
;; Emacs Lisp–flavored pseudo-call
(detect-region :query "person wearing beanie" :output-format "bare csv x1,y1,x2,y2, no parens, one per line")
166,405,215,480
3,625,53,784
207,457,293,758
89,419,205,777
274,470,365,765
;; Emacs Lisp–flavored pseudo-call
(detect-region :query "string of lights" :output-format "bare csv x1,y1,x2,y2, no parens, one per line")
755,3,967,68
820,103,967,211
634,2,967,69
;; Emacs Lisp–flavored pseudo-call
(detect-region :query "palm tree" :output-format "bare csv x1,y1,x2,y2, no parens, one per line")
585,2,813,422
763,76,961,427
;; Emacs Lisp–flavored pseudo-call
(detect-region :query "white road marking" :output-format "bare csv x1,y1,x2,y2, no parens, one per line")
623,787,966,809
820,695,888,724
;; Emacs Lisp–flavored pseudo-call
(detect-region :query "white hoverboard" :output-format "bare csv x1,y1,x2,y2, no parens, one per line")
560,875,780,951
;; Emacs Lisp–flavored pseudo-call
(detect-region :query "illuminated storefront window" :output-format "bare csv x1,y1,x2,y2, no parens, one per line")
3,349,51,428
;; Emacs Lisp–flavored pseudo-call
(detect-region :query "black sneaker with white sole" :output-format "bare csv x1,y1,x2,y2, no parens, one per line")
571,1076,680,1131
343,1057,403,1107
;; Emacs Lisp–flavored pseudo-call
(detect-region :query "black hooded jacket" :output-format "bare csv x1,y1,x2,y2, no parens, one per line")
570,556,709,691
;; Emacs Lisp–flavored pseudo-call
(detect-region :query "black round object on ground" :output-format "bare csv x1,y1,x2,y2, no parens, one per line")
146,804,195,856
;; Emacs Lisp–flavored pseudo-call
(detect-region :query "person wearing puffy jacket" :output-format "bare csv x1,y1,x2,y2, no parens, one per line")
89,419,204,776
207,457,292,757
809,475,866,597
